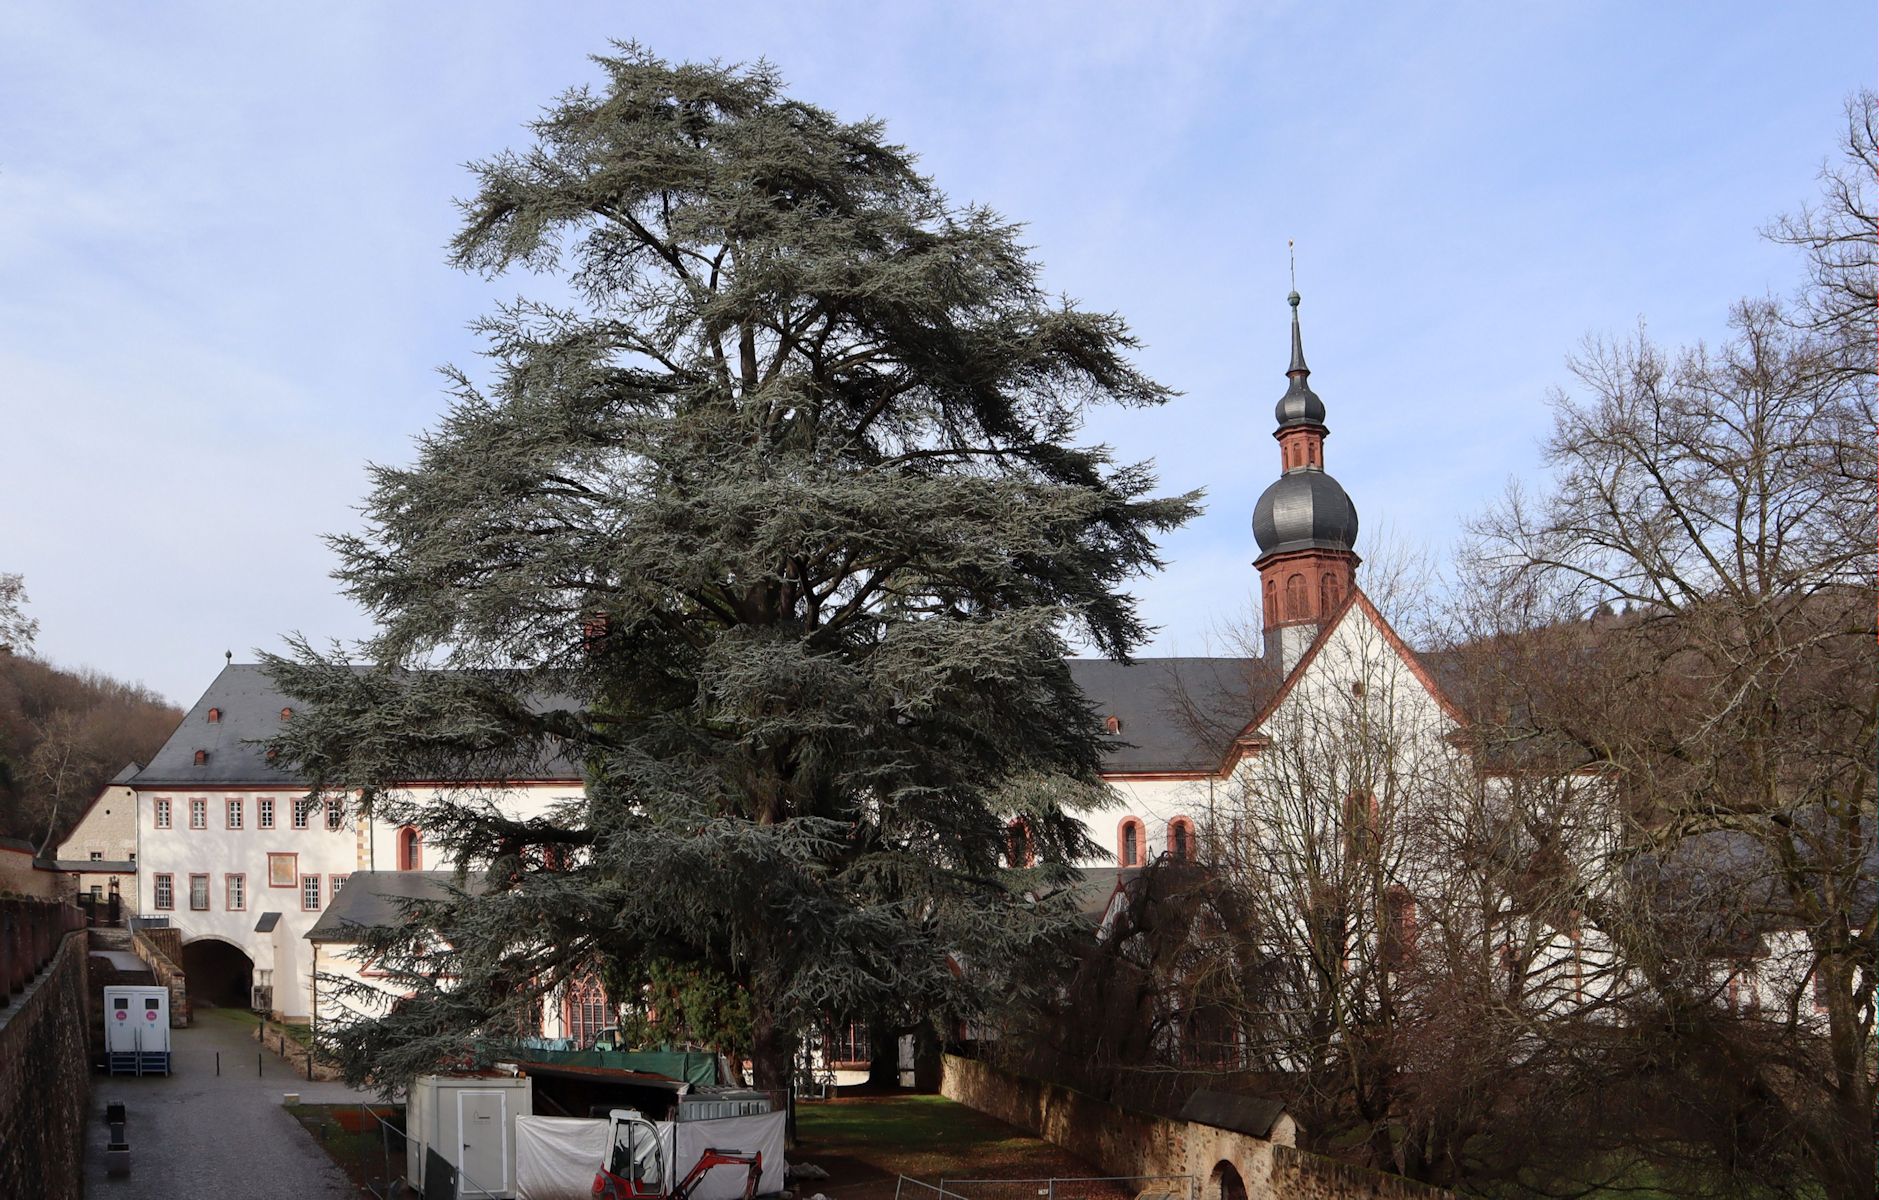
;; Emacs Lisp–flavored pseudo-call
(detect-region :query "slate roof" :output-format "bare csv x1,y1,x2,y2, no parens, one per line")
1178,1089,1289,1139
305,870,486,944
133,665,307,786
130,664,583,787
135,655,1280,790
1067,657,1275,774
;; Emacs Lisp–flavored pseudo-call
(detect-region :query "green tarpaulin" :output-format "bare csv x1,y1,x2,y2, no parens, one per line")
511,1048,719,1086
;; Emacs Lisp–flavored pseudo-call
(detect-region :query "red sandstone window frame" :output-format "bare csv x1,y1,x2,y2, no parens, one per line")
153,798,171,830
188,872,210,911
257,797,275,829
397,825,423,871
325,797,345,831
564,976,611,1047
1117,817,1145,868
188,797,208,830
1166,816,1196,862
225,873,247,912
267,852,297,888
153,873,174,910
292,797,316,830
329,873,349,899
300,874,322,912
225,796,244,830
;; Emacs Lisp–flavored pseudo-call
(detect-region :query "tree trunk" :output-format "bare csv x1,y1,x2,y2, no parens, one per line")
866,1020,901,1090
747,994,794,1093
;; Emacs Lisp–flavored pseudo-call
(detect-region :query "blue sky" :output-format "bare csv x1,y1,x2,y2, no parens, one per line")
0,2,1869,705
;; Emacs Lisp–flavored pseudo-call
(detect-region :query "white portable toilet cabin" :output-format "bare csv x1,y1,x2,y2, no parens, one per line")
406,1073,534,1199
102,986,171,1075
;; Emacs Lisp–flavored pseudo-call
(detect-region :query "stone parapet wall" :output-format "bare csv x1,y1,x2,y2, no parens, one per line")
131,929,189,1026
940,1055,1454,1200
0,928,91,1200
1271,1147,1455,1200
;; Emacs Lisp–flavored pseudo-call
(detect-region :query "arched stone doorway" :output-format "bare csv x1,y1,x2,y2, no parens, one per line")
1207,1161,1248,1200
182,937,254,1009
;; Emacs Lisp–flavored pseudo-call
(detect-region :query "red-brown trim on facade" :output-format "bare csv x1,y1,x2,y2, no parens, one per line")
1099,769,1217,782
225,872,247,911
266,852,298,888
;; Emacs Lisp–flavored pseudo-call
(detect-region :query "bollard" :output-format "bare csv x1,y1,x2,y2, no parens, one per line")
216,1051,221,1076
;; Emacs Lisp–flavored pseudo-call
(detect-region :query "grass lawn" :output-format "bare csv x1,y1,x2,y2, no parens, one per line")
287,1103,406,1195
795,1095,1114,1200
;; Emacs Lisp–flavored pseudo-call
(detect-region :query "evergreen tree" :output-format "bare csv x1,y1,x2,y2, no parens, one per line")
267,45,1196,1089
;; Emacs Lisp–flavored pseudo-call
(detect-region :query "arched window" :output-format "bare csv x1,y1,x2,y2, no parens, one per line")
1103,715,1122,735
1285,574,1308,619
1263,579,1277,626
397,825,423,871
564,976,610,1048
1118,818,1144,867
1320,572,1338,614
1167,817,1195,862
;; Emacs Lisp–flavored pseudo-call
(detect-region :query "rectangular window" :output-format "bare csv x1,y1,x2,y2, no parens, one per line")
329,873,349,898
267,853,297,888
226,873,246,911
300,874,322,911
153,874,173,909
226,797,244,829
293,798,315,830
154,798,172,829
88,851,103,861
325,797,344,831
257,797,275,829
189,798,208,830
188,873,209,911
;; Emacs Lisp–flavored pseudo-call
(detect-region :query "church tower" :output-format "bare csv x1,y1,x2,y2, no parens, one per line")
1252,290,1361,672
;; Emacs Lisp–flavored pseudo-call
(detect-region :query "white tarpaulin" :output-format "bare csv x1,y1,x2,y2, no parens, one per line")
516,1115,611,1200
513,1111,787,1200
674,1111,788,1200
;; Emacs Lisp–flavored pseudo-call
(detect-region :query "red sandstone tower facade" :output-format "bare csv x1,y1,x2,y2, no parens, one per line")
1252,291,1361,671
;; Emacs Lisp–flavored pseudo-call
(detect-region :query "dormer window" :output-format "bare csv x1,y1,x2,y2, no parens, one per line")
206,707,221,724
193,750,208,767
1103,715,1122,735
280,707,293,720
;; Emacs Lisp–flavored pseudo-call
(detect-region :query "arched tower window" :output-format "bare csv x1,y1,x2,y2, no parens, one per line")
397,825,423,872
1285,573,1308,620
1167,816,1195,862
1320,572,1339,614
1118,818,1144,867
1263,579,1277,626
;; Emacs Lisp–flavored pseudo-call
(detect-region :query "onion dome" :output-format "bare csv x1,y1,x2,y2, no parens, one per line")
1253,471,1360,557
1252,290,1360,559
1274,290,1325,428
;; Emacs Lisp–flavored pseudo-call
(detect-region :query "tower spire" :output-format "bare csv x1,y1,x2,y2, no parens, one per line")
1287,241,1307,375
1253,280,1360,672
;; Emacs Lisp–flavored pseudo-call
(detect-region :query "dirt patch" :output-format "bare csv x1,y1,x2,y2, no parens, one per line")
794,1095,1117,1200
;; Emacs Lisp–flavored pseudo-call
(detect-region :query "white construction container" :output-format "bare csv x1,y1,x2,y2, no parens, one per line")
102,986,171,1075
406,1073,534,1199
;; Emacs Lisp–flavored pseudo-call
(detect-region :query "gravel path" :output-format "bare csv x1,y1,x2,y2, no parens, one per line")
82,1006,376,1198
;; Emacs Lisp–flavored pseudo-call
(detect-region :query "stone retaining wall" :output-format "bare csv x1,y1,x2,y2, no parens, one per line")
940,1055,1454,1200
130,929,189,1026
0,929,91,1200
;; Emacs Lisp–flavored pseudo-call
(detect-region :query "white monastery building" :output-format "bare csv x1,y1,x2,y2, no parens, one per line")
55,293,1455,1026
70,293,1797,1043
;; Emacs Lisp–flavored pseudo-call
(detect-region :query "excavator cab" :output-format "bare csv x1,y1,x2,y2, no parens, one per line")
596,1110,666,1198
593,1108,763,1200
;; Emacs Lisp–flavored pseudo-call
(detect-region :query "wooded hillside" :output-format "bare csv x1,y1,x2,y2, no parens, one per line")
0,654,181,854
